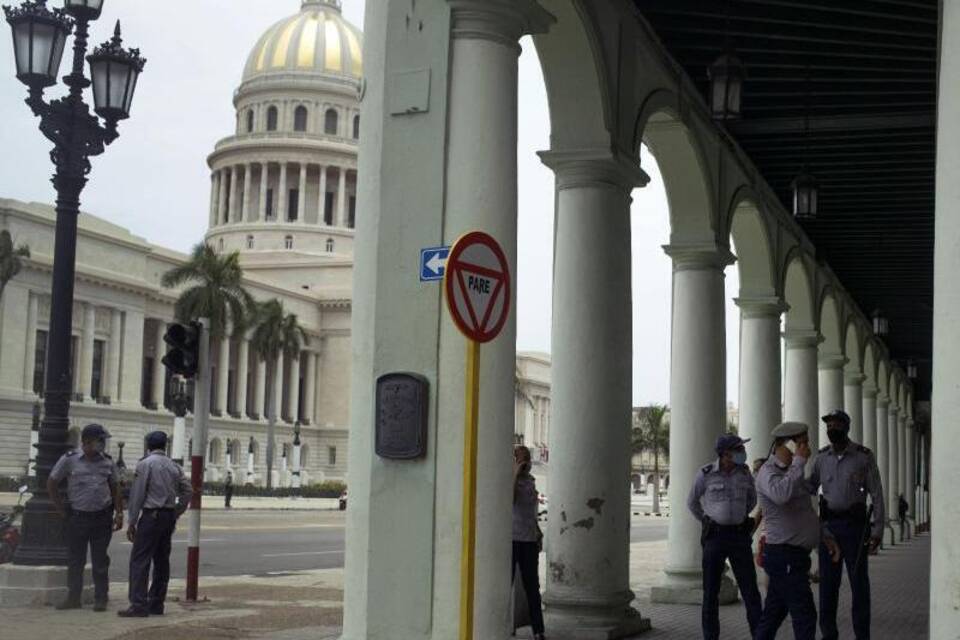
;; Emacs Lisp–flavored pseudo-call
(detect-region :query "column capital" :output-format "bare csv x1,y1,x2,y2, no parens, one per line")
844,371,867,386
818,353,848,371
782,330,823,349
863,385,879,399
662,243,736,272
448,0,555,47
877,395,890,408
735,296,787,318
538,148,649,191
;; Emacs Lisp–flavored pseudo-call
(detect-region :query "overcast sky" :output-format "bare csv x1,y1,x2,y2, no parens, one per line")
0,0,741,406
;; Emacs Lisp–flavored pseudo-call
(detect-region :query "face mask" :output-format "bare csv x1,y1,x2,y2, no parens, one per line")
827,429,849,446
784,439,798,455
95,440,106,454
732,451,747,466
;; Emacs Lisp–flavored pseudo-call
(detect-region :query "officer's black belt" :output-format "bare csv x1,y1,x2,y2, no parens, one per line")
71,506,113,517
821,501,867,523
143,507,175,512
764,543,809,554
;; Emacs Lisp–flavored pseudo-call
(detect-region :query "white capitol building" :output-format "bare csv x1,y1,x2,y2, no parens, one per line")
0,0,551,484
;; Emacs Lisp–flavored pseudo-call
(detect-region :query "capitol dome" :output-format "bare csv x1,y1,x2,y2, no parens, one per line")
242,0,362,83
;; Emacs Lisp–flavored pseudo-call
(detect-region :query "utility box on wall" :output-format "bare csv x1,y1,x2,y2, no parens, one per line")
375,372,429,460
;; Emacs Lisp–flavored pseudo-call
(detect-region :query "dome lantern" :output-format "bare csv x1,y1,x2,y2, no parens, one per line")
303,0,341,10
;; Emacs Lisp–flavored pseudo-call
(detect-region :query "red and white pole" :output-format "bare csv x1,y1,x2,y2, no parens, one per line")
186,317,211,601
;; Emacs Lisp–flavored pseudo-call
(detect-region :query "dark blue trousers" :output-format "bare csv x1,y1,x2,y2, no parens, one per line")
128,509,176,613
756,544,817,640
819,518,871,640
66,509,113,603
701,527,762,640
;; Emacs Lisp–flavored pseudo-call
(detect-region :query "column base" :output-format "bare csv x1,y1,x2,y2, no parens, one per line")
650,569,737,605
543,590,651,640
0,564,92,607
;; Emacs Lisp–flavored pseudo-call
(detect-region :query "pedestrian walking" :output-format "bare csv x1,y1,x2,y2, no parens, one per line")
687,433,763,640
48,424,124,611
809,409,885,640
512,445,545,640
224,471,234,508
118,431,192,617
898,493,909,540
755,422,841,640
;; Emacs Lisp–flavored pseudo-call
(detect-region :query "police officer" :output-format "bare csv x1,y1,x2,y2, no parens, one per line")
755,422,841,640
48,424,124,611
118,431,192,617
687,433,762,640
809,409,885,640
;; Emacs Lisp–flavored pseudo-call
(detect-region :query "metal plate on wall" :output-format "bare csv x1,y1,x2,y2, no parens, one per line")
375,372,429,460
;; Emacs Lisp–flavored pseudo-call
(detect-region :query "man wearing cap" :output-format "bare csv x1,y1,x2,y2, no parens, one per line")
755,422,841,640
809,409,885,640
48,423,124,611
118,431,192,617
687,433,763,640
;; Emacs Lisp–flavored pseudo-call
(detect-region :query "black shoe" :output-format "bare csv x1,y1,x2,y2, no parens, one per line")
148,607,164,616
117,608,149,617
55,599,81,610
93,601,108,612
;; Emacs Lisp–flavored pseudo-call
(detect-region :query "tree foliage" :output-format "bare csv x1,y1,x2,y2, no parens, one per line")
632,404,670,458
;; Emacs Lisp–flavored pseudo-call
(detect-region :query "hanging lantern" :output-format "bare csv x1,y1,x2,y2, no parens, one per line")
63,0,104,21
708,51,746,121
86,20,146,121
792,169,818,219
4,0,72,89
872,309,889,336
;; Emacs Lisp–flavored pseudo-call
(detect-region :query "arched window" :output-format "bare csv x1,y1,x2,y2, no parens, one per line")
352,114,360,139
246,235,254,249
246,109,255,133
325,238,334,253
266,105,278,131
324,108,338,135
285,235,294,250
293,105,308,132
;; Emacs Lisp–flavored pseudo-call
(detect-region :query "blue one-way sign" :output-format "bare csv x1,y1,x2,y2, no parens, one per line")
420,246,450,282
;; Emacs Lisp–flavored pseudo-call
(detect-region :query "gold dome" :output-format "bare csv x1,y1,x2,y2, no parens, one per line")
242,0,362,83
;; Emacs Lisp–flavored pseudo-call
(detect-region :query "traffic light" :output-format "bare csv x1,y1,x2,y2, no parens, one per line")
162,322,202,378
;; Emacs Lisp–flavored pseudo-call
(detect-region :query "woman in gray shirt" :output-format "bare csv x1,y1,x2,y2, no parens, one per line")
513,445,545,640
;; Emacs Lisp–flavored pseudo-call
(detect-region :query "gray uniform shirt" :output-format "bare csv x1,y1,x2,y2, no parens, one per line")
512,474,539,542
756,455,832,550
687,461,756,526
127,451,192,522
809,441,886,538
49,450,120,512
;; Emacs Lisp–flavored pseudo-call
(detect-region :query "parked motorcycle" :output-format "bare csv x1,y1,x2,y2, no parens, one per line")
0,485,28,564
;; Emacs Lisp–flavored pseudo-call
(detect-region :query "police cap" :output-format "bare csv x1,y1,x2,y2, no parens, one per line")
821,409,851,429
81,423,110,441
715,433,750,454
770,421,808,439
145,431,168,451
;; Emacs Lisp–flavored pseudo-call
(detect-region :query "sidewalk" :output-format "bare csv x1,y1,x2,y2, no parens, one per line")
0,492,341,511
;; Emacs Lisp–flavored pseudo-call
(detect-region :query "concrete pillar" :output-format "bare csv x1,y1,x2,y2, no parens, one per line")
271,354,282,423
735,298,784,461
236,336,249,418
875,397,891,542
23,293,38,393
540,151,649,635
318,165,328,224
298,164,308,224
254,358,266,420
287,351,300,423
258,163,268,222
209,172,218,227
340,2,554,638
844,372,865,443
241,163,252,222
216,336,230,415
312,350,322,425
151,320,165,409
304,350,316,425
79,303,96,401
217,169,228,225
783,332,821,434
228,165,239,223
337,167,347,227
652,245,735,606
887,404,900,536
906,419,916,526
898,413,907,534
861,386,878,453
817,354,847,448
278,162,288,222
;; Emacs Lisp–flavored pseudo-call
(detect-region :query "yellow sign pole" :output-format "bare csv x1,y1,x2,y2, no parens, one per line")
458,338,481,640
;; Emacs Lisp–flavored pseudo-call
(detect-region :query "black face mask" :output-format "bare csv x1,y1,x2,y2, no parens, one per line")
827,429,849,446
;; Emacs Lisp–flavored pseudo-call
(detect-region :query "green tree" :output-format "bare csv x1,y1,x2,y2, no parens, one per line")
633,404,669,513
0,230,30,302
160,243,253,339
250,299,307,489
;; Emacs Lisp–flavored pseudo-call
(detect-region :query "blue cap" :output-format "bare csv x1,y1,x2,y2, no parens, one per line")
145,431,168,450
821,409,851,429
715,433,750,454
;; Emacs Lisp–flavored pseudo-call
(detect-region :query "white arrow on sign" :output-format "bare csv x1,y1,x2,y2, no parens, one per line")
426,252,446,276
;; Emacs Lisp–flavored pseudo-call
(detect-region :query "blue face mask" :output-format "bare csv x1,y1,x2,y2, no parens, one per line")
732,451,747,466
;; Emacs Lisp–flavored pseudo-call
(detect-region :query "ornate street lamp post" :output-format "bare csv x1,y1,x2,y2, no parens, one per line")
3,0,144,565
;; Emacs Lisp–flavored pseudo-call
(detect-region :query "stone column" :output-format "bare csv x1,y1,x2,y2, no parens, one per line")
818,354,847,448
898,413,907,533
208,172,218,227
312,350,322,425
236,336,249,419
23,293,38,393
318,165,328,224
906,419,917,521
783,331,821,434
304,350,316,425
298,164,308,224
258,163,268,221
337,167,347,227
287,351,300,423
277,163,288,221
254,358,266,420
151,320,166,409
843,372,865,443
652,245,735,607
228,165,239,223
217,169,228,226
861,386,878,453
119,310,144,406
875,396,891,542
271,354,282,423
540,151,649,635
105,308,121,402
887,403,900,536
241,163,252,223
735,298,784,461
79,303,96,401
216,335,230,415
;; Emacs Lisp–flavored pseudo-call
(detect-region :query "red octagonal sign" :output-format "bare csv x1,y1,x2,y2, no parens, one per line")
444,231,511,344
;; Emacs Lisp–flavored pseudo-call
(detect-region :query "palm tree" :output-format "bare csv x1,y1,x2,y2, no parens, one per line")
0,230,30,302
160,243,253,339
634,404,669,513
250,299,307,489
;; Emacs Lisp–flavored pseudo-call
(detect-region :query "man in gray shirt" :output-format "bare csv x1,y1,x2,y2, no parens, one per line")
755,422,840,640
48,424,123,612
118,431,192,617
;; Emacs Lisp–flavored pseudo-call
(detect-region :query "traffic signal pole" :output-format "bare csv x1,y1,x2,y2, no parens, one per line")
186,317,210,602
